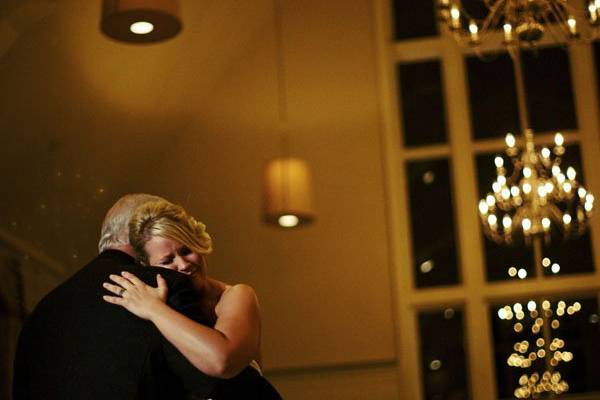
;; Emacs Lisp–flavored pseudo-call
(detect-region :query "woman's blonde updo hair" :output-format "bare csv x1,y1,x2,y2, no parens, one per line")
129,200,213,266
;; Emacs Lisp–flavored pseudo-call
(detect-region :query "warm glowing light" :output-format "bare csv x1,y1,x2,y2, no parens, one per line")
586,194,595,203
503,23,513,41
508,267,517,277
555,132,565,146
527,301,537,311
498,308,508,319
469,20,478,34
503,215,512,229
486,194,495,207
505,133,516,147
479,200,489,214
420,260,434,273
542,300,551,310
537,185,547,197
567,16,577,34
523,183,532,194
552,165,561,176
563,214,572,224
278,214,299,227
429,359,442,370
563,182,572,193
542,217,551,230
423,171,435,184
523,167,532,178
518,268,527,279
488,214,497,226
542,257,551,267
578,188,587,198
566,167,576,180
511,186,520,197
522,218,532,231
450,5,460,28
541,147,551,158
501,188,510,199
552,263,560,274
495,156,504,168
130,21,154,35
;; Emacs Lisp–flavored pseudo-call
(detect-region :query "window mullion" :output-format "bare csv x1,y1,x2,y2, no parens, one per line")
439,30,497,399
568,43,600,275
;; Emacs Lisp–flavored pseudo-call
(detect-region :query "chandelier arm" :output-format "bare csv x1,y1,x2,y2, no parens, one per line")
483,0,496,12
546,0,573,37
480,0,507,32
540,12,567,45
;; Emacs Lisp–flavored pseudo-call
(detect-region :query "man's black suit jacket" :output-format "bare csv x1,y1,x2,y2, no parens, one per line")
12,249,218,400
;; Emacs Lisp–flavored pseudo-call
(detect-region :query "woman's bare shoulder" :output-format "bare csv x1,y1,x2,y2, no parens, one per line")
216,283,259,315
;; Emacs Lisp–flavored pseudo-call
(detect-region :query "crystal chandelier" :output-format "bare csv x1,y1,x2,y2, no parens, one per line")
436,0,597,246
497,299,581,398
478,129,594,245
437,0,600,49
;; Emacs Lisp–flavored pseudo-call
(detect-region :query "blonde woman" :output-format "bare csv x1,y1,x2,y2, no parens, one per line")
102,200,281,399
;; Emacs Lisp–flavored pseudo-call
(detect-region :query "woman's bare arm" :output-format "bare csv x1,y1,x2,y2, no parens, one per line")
103,272,260,378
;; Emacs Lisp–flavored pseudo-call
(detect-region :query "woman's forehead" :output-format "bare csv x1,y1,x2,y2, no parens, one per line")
145,236,181,253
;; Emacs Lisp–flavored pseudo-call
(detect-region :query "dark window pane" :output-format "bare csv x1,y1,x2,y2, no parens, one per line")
419,308,470,399
476,152,534,281
542,145,595,276
522,47,577,132
398,61,448,147
491,296,600,399
392,0,437,40
407,159,459,287
466,52,520,139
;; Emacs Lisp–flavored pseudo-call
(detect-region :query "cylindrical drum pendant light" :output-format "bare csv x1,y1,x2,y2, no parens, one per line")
101,0,182,43
263,157,315,228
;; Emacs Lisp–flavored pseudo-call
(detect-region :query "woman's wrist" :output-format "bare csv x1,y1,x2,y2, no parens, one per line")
147,300,172,323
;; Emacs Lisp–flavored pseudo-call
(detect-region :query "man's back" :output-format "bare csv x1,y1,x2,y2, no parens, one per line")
13,250,217,399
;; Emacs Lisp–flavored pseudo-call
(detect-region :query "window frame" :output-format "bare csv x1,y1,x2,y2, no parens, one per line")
373,1,600,398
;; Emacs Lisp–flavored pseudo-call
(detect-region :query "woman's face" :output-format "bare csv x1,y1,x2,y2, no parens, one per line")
144,235,203,276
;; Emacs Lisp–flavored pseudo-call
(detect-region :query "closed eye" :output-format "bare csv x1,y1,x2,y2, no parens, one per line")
160,256,174,265
179,246,192,256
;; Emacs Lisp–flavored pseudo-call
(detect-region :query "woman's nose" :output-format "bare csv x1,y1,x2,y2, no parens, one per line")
174,257,190,271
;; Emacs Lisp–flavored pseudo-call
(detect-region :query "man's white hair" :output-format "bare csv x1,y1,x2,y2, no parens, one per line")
98,193,165,253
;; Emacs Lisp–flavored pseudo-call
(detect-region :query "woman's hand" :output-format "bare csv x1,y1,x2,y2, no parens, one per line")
103,271,169,321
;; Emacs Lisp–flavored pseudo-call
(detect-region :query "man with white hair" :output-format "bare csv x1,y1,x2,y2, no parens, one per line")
13,194,219,399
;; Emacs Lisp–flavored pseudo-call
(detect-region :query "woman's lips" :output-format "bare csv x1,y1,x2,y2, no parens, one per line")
180,265,197,275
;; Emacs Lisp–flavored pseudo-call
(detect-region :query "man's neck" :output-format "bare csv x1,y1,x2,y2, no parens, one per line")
105,244,136,258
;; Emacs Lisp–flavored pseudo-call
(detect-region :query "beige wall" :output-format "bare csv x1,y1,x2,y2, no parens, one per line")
1,0,398,397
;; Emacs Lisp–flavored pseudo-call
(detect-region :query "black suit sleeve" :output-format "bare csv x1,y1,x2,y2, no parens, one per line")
150,269,221,396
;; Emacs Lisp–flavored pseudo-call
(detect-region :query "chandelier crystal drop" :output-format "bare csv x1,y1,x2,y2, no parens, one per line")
478,130,594,245
437,0,600,49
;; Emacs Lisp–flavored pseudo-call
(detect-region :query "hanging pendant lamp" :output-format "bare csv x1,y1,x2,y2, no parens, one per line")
262,0,315,228
101,0,182,43
263,157,315,228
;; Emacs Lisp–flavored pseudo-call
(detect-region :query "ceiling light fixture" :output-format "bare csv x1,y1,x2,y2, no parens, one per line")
262,0,315,228
101,0,181,43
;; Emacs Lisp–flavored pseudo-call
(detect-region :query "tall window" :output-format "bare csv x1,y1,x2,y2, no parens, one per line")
376,1,600,398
